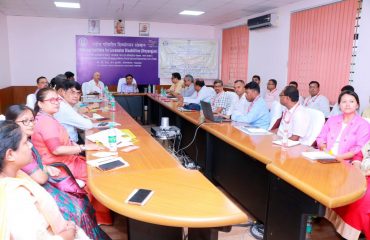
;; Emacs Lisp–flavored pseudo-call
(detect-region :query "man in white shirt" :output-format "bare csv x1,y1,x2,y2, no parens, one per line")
54,80,93,143
211,80,233,115
288,81,304,104
263,79,279,110
303,81,330,118
117,74,138,93
26,76,49,109
220,80,249,119
82,72,105,96
178,79,215,106
277,86,311,145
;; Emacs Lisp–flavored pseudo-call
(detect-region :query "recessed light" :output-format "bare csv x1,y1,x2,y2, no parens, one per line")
54,2,80,8
179,10,204,16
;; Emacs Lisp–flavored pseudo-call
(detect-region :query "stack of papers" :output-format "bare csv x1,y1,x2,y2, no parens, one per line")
86,128,133,149
235,126,272,135
301,151,336,160
272,139,300,147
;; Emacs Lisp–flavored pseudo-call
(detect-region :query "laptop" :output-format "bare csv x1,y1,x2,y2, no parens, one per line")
200,101,231,123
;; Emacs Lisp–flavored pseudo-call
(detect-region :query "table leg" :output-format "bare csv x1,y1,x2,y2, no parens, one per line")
128,219,183,240
188,228,218,240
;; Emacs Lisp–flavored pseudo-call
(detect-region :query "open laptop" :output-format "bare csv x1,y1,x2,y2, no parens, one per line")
200,101,231,123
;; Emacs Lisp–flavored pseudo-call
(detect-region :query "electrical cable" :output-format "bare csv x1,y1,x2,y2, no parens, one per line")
175,122,205,154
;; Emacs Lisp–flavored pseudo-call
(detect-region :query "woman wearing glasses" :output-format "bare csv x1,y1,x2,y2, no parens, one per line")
32,88,112,225
5,104,110,239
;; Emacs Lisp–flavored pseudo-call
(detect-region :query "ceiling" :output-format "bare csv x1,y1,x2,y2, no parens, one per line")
0,0,303,26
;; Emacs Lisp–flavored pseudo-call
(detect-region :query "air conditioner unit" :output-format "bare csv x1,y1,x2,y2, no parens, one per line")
247,14,277,30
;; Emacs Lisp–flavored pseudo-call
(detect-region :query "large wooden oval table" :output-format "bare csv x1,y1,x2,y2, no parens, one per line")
86,103,248,240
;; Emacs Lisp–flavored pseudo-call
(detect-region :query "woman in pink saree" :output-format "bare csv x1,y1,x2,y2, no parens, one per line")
31,87,112,225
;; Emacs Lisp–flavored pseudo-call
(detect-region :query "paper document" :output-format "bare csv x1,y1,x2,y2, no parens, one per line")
235,126,272,135
92,113,105,120
302,151,336,160
272,139,300,147
86,128,132,149
87,156,129,170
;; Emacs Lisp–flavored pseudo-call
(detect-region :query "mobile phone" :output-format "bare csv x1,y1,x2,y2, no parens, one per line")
317,159,340,164
125,189,154,206
97,159,125,171
96,117,110,121
98,122,109,127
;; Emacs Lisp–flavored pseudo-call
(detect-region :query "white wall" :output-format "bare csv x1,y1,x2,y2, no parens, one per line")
352,0,370,112
216,0,363,98
0,11,11,89
7,16,217,86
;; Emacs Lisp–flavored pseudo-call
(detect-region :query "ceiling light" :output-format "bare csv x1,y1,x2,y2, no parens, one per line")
179,10,204,16
54,2,80,8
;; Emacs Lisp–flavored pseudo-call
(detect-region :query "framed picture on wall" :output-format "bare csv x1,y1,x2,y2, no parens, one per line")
88,19,100,34
114,20,125,34
139,23,150,36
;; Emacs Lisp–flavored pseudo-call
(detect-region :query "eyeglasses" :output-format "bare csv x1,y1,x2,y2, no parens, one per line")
279,94,285,97
17,118,35,126
66,89,81,96
43,97,62,104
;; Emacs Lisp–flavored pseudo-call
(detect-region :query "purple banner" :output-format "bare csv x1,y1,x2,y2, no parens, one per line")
76,35,159,85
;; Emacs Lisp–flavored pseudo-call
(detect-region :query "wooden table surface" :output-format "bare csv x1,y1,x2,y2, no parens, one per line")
146,94,367,208
85,104,248,228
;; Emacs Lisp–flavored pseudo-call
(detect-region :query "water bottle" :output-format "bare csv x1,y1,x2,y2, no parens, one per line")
148,84,151,94
160,87,165,97
108,123,117,152
152,84,156,94
110,96,116,112
305,215,313,240
282,129,288,150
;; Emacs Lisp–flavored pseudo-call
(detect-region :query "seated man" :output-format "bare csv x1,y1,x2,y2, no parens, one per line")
303,81,330,117
178,79,215,107
82,71,105,96
54,79,93,143
117,74,138,93
26,76,49,109
276,86,311,145
232,81,270,129
223,80,249,119
288,81,304,104
166,72,184,96
263,79,279,110
329,85,355,117
211,80,233,115
180,74,195,97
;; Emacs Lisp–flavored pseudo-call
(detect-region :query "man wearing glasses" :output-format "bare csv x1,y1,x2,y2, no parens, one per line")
26,76,49,109
54,79,93,143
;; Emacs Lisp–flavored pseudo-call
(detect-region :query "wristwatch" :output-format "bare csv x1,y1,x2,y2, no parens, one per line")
79,145,86,152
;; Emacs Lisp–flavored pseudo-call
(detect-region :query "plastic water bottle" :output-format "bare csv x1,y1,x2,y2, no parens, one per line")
110,96,116,112
282,129,288,150
108,123,117,152
160,87,166,97
152,84,156,94
148,84,151,94
305,215,313,239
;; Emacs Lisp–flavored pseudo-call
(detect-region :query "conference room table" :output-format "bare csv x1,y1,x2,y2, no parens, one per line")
122,93,367,240
85,103,248,240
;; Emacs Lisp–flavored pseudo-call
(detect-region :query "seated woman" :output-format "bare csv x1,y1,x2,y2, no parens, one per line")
0,120,89,239
5,104,110,240
316,90,370,239
32,87,112,225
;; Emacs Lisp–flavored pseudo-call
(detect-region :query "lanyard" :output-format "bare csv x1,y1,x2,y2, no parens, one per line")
305,94,320,106
282,103,300,125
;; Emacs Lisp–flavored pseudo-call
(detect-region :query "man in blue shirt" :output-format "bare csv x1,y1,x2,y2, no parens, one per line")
232,81,270,130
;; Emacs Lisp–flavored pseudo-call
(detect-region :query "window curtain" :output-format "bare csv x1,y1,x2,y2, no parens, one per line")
221,25,249,85
287,0,358,103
